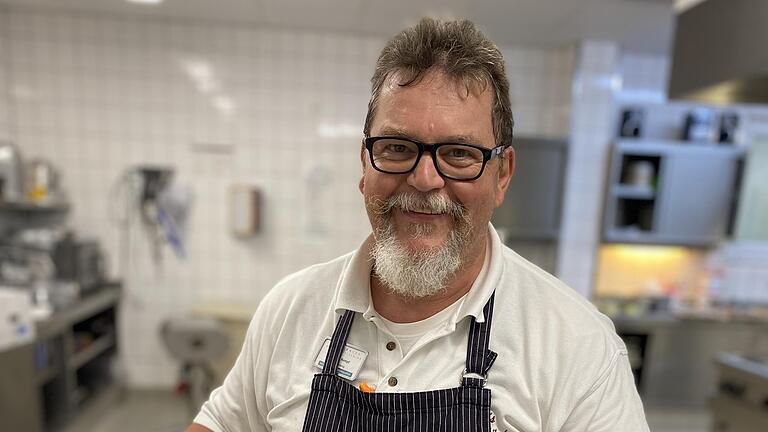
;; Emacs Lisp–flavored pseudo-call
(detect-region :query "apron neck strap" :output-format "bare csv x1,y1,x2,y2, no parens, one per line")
322,309,356,375
463,291,498,388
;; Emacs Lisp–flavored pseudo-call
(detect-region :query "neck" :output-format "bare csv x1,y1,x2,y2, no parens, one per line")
371,234,487,323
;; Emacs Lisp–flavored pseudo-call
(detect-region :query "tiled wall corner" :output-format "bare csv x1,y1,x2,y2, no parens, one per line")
6,8,574,387
503,46,576,138
617,52,670,104
557,40,620,298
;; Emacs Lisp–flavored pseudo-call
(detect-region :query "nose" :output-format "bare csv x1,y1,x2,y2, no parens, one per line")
407,152,445,192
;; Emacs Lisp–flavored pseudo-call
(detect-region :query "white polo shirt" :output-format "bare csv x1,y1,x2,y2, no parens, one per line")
194,225,649,431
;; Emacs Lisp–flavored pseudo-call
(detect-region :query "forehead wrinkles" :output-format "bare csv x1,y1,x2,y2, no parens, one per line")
382,69,489,104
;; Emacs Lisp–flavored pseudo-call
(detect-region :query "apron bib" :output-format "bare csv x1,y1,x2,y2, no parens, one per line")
302,292,498,431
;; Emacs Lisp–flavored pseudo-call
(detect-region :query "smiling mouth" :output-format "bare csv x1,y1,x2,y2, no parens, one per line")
400,210,447,222
410,209,444,215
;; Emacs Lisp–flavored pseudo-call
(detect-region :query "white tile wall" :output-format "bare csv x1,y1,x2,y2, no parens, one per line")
557,40,620,298
502,46,575,138
0,9,11,141
1,8,574,387
617,52,669,104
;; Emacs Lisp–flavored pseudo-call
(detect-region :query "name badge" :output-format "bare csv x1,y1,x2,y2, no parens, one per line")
313,338,368,381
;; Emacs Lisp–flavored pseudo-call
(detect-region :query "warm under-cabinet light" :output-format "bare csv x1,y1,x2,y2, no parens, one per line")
610,244,689,263
125,0,164,5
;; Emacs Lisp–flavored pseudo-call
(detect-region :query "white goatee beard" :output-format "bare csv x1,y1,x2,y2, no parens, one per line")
368,193,472,299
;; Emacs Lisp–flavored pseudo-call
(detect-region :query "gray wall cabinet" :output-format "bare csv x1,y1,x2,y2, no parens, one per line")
603,140,745,246
492,137,567,240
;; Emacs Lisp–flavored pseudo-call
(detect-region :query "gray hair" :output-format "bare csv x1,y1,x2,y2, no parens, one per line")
363,17,514,148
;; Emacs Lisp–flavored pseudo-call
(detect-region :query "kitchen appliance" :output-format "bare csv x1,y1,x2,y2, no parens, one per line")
0,235,83,312
52,233,106,293
0,142,24,203
712,352,768,431
24,159,64,204
719,112,740,144
669,0,768,104
0,286,35,351
618,108,644,138
0,245,35,287
682,108,715,142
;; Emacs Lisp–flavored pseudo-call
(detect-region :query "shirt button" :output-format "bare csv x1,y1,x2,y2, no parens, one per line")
388,376,398,387
386,341,396,351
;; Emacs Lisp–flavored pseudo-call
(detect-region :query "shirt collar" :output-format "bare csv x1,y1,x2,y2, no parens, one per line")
333,223,504,324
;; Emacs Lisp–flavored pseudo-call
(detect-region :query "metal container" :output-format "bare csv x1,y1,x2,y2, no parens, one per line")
24,159,62,204
52,233,106,292
0,142,24,202
682,108,715,142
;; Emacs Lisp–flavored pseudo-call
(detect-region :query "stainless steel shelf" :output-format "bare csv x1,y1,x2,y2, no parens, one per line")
68,333,116,371
612,184,656,200
36,285,121,339
0,200,70,213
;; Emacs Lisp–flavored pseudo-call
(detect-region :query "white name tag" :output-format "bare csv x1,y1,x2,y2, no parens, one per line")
313,338,368,381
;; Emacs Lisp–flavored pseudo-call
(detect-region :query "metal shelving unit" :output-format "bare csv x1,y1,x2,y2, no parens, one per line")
0,284,122,432
0,200,70,230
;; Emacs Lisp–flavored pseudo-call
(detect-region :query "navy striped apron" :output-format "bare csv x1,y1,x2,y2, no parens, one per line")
302,292,498,431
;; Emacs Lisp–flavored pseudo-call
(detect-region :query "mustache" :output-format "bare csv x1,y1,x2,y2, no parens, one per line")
368,193,466,220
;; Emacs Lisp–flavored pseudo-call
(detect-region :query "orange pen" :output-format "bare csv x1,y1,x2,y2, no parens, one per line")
359,382,376,393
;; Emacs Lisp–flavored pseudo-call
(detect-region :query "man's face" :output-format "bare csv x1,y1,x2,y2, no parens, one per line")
360,70,514,261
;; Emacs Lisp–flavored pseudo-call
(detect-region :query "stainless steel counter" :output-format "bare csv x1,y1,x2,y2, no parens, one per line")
711,352,768,431
611,313,768,408
0,283,122,432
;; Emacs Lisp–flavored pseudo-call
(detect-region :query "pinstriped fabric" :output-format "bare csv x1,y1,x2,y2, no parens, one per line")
463,293,498,388
322,310,356,374
303,375,492,431
302,292,498,432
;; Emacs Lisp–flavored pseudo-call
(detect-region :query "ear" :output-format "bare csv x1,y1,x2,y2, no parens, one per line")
494,146,515,208
359,139,367,194
360,139,367,169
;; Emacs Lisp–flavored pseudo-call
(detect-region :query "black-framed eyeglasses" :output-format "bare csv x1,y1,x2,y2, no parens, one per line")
364,136,505,181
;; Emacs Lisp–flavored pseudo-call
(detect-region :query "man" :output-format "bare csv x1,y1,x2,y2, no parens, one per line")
187,17,649,432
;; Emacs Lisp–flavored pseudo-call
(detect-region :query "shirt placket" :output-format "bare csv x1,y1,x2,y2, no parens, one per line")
369,318,458,391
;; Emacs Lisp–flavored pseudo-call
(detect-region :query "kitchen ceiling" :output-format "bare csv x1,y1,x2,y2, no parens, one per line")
0,0,675,53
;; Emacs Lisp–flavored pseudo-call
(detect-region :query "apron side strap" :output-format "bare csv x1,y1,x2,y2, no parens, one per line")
462,350,498,388
464,292,497,383
461,376,486,388
322,310,355,375
483,350,498,376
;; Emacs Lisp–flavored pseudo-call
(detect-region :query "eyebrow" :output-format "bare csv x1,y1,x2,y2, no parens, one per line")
376,126,480,146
